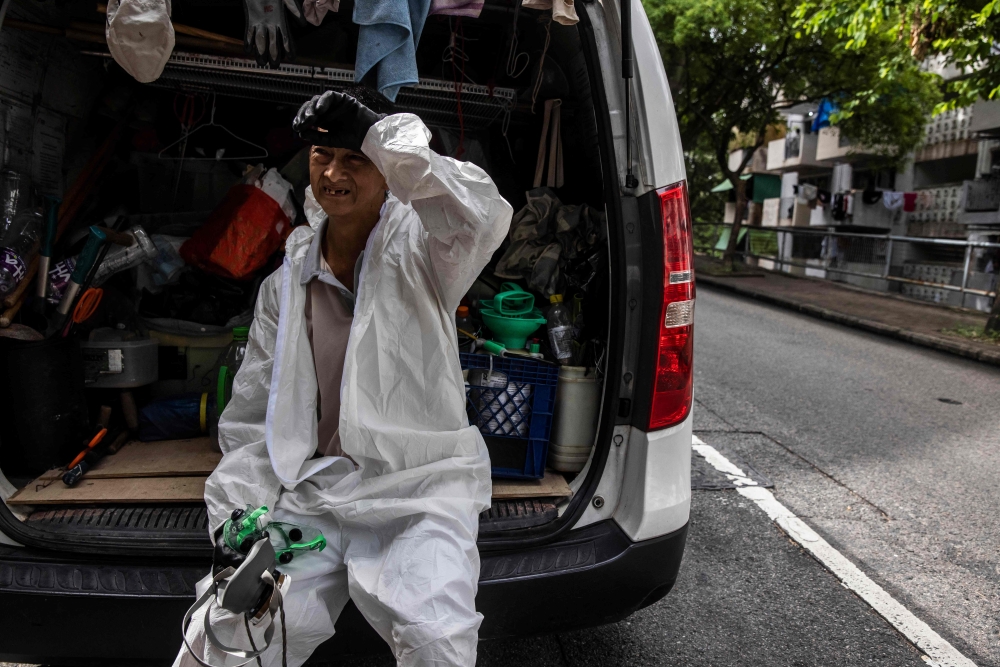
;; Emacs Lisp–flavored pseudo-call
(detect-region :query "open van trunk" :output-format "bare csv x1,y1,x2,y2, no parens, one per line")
0,0,624,557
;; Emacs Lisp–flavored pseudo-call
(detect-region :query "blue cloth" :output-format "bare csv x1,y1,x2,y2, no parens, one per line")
354,0,432,101
811,98,837,132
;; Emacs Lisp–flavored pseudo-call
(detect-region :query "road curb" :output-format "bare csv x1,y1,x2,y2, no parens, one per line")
697,275,1000,368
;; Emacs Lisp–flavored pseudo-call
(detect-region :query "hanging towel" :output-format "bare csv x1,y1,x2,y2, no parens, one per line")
522,0,578,25
883,191,904,210
304,0,340,25
903,192,917,212
429,0,483,17
354,0,432,101
533,99,564,188
917,190,935,209
845,192,854,216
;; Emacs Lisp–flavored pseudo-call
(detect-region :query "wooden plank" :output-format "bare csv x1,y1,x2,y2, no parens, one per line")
491,470,572,499
32,438,221,482
7,476,206,505
88,438,221,478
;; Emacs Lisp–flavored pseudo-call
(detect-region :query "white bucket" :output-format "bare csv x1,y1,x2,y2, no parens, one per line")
548,366,600,470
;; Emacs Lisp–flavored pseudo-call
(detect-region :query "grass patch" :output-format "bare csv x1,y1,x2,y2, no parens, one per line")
942,325,1000,345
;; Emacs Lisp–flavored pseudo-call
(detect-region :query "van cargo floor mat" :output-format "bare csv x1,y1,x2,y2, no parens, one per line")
25,500,558,537
479,499,558,531
25,505,210,538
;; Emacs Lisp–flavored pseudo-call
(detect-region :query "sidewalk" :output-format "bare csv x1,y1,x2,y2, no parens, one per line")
694,256,1000,367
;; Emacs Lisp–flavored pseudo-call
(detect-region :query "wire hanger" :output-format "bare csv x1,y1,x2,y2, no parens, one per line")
158,93,269,162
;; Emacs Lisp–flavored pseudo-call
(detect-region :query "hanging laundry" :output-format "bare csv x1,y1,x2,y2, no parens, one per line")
811,98,837,132
883,191,904,210
845,192,854,216
354,0,432,101
832,193,846,220
304,0,340,25
916,190,936,209
105,0,175,83
817,189,831,206
523,0,578,25
533,99,564,188
861,189,881,206
903,192,917,212
429,0,483,17
798,183,817,204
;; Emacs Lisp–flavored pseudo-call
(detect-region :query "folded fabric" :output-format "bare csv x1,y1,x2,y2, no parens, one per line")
429,0,483,17
494,187,606,296
106,0,175,83
883,191,904,210
903,192,917,212
522,0,578,25
354,0,432,101
861,189,881,206
304,0,340,25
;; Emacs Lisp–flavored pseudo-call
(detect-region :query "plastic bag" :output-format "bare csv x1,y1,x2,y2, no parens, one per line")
139,393,213,441
180,167,297,280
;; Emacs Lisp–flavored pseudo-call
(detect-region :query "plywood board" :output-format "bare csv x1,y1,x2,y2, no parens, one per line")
32,438,221,482
7,476,206,505
491,470,572,499
89,438,221,478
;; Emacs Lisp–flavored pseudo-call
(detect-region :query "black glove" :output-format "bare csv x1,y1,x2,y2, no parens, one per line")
292,90,386,152
212,518,246,577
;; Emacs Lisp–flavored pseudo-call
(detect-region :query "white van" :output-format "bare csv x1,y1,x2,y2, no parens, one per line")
0,0,693,660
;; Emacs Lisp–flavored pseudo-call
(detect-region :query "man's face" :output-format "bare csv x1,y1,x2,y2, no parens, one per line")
309,146,388,218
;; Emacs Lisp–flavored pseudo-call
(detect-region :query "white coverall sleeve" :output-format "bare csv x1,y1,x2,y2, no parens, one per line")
203,272,283,532
362,113,513,312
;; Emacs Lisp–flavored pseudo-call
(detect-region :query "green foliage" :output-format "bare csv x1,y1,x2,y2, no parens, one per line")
643,0,940,174
685,145,726,223
794,0,1000,111
942,324,1000,344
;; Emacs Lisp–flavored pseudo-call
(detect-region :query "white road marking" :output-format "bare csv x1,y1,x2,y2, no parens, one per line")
692,435,977,667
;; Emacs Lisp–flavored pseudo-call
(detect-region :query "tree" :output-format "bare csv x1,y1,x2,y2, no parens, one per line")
643,0,940,269
794,0,1000,111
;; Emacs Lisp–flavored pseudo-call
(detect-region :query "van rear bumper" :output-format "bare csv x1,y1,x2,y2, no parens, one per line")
0,520,687,664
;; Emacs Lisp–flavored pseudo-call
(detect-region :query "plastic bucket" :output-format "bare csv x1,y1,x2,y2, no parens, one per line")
0,335,89,476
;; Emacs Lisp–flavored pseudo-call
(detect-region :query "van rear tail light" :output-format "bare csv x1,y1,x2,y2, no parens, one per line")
649,181,694,430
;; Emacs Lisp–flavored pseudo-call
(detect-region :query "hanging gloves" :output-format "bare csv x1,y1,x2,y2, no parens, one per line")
292,89,386,152
243,0,296,67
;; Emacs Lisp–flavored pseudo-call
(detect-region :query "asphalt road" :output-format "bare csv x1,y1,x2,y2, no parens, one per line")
691,285,999,667
316,285,997,666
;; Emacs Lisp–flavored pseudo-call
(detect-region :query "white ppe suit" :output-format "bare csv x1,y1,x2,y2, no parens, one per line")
176,113,513,667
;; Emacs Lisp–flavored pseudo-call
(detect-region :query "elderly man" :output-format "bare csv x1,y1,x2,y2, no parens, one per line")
177,88,512,667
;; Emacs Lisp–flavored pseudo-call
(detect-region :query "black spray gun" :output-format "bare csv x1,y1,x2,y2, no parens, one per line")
182,506,326,667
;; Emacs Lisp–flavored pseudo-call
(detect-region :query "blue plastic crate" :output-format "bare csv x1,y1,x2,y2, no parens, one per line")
460,352,559,479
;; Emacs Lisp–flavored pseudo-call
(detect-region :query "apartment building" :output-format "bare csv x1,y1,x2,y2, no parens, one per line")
721,99,1000,312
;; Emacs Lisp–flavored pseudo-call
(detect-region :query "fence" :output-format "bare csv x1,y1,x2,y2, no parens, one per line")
694,223,1000,311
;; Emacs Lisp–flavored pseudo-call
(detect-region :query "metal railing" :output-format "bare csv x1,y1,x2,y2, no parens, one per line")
694,223,1000,309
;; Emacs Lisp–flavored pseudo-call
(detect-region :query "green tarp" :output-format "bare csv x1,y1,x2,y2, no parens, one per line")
751,174,781,203
710,173,752,193
714,227,748,250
